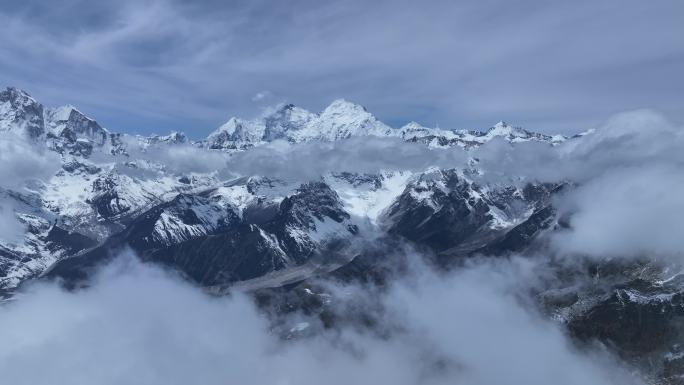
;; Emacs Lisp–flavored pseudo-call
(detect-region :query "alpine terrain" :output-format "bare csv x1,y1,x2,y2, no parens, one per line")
1,86,683,384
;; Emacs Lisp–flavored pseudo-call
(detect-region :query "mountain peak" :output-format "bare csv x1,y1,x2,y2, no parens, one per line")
212,117,241,136
322,99,368,115
1,87,37,105
49,105,82,122
486,121,523,136
401,121,433,132
45,104,108,146
0,87,45,138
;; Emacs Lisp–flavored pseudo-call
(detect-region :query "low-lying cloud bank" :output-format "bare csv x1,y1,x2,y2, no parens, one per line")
551,164,684,259
223,136,470,181
0,255,639,385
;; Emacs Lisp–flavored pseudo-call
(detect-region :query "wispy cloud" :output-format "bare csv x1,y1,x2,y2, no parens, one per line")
0,0,682,136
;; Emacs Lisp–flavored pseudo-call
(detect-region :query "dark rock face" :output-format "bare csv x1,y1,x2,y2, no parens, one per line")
570,288,684,354
528,258,684,383
45,108,109,156
385,170,492,252
125,193,240,251
0,246,21,277
262,104,301,141
147,224,290,284
60,109,107,144
89,176,131,219
384,169,560,258
145,182,357,285
45,226,98,255
45,181,358,287
476,205,556,255
61,160,101,174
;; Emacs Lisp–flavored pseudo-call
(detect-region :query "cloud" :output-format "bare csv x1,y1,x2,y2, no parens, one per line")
0,253,640,385
474,110,684,184
1,0,683,136
0,135,60,243
470,109,684,260
0,134,61,190
0,132,61,243
252,91,272,102
0,201,26,244
131,141,231,176
551,165,684,259
224,136,469,181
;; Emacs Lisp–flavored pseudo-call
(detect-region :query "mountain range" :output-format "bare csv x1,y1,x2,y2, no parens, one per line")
1,86,683,384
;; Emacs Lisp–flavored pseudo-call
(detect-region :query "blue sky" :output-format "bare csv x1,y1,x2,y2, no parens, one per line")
0,0,682,138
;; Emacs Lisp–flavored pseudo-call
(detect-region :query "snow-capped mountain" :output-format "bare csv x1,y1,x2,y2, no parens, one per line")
203,99,565,150
2,87,683,383
0,87,565,292
0,87,45,138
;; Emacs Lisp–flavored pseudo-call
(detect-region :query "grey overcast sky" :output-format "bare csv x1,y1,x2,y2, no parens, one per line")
0,0,682,137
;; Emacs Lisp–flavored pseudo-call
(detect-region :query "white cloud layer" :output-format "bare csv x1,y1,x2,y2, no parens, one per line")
0,135,61,190
224,137,469,181
469,110,684,260
0,255,639,385
0,135,60,242
551,165,684,259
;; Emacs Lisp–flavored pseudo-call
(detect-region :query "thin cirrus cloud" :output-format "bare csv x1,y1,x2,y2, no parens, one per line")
0,0,682,137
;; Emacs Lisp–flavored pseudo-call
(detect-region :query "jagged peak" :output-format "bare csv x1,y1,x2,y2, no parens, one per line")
209,116,245,137
46,105,105,130
0,87,40,107
48,105,82,122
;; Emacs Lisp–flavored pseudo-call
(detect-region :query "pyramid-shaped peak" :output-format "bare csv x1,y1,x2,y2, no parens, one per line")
210,116,243,137
50,105,83,121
